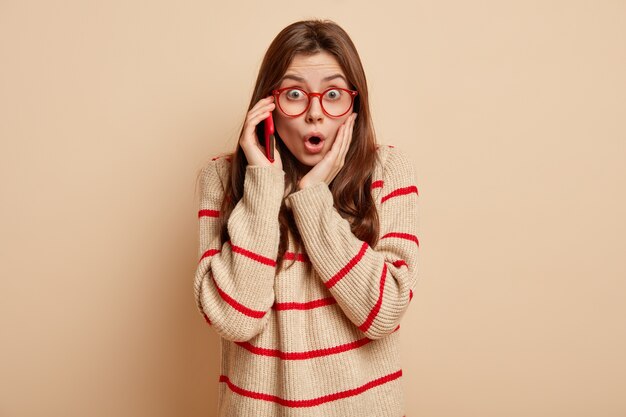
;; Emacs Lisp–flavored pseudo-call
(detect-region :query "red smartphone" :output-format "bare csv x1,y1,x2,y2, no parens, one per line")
256,112,275,162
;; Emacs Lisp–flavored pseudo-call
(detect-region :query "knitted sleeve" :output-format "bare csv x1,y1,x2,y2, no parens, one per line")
193,160,285,342
285,146,419,340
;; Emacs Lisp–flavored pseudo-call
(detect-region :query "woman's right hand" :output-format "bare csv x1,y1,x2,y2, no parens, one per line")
239,96,283,170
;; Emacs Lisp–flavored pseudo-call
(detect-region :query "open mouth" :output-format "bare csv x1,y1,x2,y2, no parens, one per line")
304,135,325,153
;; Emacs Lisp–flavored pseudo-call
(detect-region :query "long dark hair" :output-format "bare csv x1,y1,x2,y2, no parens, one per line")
197,19,381,273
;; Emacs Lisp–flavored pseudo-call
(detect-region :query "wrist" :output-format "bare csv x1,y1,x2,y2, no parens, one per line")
297,180,324,191
297,180,313,190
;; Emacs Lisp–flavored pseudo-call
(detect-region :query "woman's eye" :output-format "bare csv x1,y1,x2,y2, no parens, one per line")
325,89,341,100
286,89,304,99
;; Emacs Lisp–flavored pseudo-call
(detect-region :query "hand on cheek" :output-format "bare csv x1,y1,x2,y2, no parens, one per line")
297,112,357,190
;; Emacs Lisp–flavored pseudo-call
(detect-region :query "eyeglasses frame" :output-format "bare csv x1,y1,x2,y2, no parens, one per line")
271,87,359,118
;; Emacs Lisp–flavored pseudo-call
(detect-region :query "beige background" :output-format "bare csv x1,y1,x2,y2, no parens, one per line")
1,1,625,416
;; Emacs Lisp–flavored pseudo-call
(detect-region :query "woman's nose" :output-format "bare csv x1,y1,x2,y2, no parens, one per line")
305,96,324,122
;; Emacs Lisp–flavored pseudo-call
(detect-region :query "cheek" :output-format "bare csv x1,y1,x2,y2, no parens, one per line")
274,115,298,146
330,119,348,140
274,114,287,136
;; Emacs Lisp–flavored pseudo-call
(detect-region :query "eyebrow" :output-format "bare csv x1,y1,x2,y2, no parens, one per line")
280,73,348,85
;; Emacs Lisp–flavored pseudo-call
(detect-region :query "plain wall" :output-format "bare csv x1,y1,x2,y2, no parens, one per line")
1,1,625,416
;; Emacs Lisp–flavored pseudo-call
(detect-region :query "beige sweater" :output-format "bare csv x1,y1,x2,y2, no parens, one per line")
194,144,419,417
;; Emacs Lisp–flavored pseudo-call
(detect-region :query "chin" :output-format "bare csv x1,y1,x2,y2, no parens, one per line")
299,151,327,165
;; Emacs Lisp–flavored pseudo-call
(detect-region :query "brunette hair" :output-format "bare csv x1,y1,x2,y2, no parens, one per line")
198,18,381,273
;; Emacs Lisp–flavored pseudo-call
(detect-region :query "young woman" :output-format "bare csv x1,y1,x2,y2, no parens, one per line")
194,18,419,417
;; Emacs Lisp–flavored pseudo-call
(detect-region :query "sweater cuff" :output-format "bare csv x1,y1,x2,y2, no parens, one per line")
243,165,285,212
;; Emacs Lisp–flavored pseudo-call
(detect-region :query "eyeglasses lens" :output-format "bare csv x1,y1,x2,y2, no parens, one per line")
278,89,353,117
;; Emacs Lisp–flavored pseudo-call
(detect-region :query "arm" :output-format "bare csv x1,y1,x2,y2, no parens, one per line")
285,147,419,340
193,159,284,342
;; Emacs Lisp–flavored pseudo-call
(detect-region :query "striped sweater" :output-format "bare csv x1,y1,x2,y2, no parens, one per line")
193,144,419,417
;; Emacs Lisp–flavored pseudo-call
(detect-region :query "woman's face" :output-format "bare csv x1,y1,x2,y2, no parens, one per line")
273,50,354,170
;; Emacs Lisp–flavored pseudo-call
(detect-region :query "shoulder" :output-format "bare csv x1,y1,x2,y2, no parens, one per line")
199,153,233,193
371,144,419,214
375,144,416,181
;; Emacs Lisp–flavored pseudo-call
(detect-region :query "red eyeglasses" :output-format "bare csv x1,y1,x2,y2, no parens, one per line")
272,87,358,117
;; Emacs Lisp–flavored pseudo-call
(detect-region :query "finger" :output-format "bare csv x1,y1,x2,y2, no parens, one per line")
241,110,274,146
338,114,354,160
250,96,275,113
347,113,356,144
348,112,357,140
329,126,347,175
336,124,347,160
247,103,275,122
253,96,276,111
341,118,352,154
245,107,274,132
339,114,356,162
330,124,345,157
245,101,274,125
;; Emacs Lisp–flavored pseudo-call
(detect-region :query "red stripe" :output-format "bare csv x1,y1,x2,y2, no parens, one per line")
211,155,232,162
325,242,369,289
284,252,310,263
219,369,402,407
359,263,387,333
235,336,373,360
211,273,267,319
409,289,413,301
392,259,407,268
234,326,399,359
273,296,336,311
199,248,220,262
198,209,220,218
230,242,277,266
371,180,384,189
381,232,419,246
381,185,418,203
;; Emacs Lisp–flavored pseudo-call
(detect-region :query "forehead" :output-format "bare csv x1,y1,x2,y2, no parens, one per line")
280,51,347,85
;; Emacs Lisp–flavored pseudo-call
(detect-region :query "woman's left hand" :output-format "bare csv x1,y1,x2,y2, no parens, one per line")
297,112,358,190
